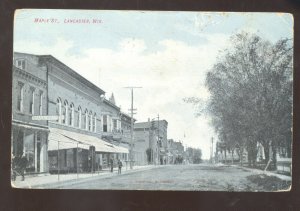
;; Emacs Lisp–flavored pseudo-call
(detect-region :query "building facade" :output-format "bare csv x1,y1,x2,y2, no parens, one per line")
12,52,129,174
134,119,168,165
12,53,49,174
168,139,185,164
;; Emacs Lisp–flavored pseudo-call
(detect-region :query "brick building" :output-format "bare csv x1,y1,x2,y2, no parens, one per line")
12,53,49,174
134,119,168,165
12,52,129,174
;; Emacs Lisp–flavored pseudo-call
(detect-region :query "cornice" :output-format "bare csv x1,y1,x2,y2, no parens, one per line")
13,66,47,89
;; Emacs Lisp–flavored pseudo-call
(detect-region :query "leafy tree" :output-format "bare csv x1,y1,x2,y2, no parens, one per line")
186,32,293,167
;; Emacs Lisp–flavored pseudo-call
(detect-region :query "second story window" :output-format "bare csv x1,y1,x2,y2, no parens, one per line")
78,107,82,128
69,103,74,126
85,110,88,130
113,119,117,131
56,98,62,123
88,111,92,131
29,87,35,115
93,113,97,132
39,91,43,115
17,82,24,112
16,59,26,70
63,101,68,125
103,115,107,132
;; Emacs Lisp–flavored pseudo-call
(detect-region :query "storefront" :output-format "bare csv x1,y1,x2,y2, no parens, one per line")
12,121,49,173
47,127,129,173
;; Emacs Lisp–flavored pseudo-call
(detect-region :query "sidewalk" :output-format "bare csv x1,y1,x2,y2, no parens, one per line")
232,164,292,181
12,165,159,189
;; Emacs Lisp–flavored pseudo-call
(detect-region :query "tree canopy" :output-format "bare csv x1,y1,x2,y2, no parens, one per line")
188,32,293,165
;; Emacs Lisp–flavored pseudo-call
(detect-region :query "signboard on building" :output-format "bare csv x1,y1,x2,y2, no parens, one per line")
32,115,64,121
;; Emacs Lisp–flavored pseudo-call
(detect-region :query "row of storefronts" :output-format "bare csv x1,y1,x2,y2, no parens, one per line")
12,52,181,175
12,52,130,174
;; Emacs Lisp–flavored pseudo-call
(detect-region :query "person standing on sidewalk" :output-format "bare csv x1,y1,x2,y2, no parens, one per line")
117,159,123,174
20,154,28,181
110,157,114,173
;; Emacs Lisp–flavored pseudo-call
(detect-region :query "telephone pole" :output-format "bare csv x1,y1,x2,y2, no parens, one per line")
124,86,142,169
211,137,214,164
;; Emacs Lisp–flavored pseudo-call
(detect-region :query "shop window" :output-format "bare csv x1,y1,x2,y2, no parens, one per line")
24,133,35,172
17,82,24,112
29,87,35,114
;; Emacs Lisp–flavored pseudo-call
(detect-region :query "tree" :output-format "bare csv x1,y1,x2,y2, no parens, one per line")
186,32,293,167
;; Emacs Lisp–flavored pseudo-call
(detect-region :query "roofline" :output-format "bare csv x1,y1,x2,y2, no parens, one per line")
14,52,105,95
103,99,120,110
120,112,137,121
135,119,168,125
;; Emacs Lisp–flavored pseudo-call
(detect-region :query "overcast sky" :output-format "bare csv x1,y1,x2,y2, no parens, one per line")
14,10,293,159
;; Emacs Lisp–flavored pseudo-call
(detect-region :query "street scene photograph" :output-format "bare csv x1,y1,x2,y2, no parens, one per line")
11,10,292,191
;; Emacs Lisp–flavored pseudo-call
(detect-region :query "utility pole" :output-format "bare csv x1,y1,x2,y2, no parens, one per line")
157,114,160,165
124,86,142,169
211,137,214,164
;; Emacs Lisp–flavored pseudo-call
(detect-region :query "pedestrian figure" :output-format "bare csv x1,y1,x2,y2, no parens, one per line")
20,154,28,181
110,157,114,173
12,155,18,181
12,154,28,181
117,159,123,174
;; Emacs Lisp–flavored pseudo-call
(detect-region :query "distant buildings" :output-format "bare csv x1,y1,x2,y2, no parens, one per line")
168,139,184,164
134,119,169,165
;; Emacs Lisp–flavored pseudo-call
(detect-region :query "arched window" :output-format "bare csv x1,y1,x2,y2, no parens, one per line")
93,113,97,132
69,103,74,126
84,109,88,130
63,100,68,125
78,106,82,128
56,98,62,123
89,111,92,131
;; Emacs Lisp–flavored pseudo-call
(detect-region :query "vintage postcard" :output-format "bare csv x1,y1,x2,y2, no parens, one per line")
11,10,293,191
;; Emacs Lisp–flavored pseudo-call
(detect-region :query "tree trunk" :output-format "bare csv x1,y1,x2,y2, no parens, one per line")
272,146,277,169
263,144,270,164
239,148,243,166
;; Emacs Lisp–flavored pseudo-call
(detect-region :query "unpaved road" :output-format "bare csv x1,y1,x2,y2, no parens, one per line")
47,164,288,191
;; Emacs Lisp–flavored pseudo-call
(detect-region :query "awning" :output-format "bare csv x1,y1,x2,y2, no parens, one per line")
48,127,129,153
48,129,89,151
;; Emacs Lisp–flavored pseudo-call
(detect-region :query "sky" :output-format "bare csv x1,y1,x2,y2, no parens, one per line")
14,10,293,159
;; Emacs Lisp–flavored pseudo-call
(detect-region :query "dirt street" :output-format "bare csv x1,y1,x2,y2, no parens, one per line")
48,164,289,191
